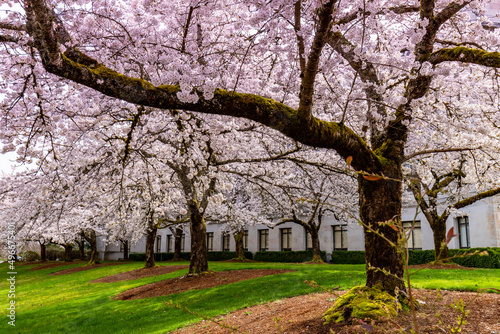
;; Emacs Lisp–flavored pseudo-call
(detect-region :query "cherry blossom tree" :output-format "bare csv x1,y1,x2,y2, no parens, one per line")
3,0,500,302
275,162,357,263
406,150,500,261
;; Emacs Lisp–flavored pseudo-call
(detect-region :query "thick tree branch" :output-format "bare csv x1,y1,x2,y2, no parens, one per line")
24,0,382,174
453,187,500,210
427,47,500,68
294,1,306,74
298,0,335,120
0,22,27,32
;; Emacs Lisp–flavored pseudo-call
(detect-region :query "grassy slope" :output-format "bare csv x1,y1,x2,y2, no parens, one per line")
0,261,498,333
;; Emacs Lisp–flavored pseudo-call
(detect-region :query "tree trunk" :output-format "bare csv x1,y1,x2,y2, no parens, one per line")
359,173,406,295
39,243,47,262
310,229,323,263
77,232,85,260
431,219,449,262
87,230,99,265
144,223,158,269
173,227,183,261
63,244,73,262
233,230,246,261
123,240,129,260
188,201,208,274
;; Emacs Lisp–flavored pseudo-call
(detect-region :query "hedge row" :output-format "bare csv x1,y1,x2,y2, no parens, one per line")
253,250,326,263
449,248,500,269
129,251,253,262
330,248,500,268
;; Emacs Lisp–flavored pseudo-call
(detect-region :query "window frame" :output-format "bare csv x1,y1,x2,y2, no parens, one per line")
166,235,172,253
305,229,313,250
280,228,292,251
333,224,348,251
258,229,269,251
156,235,162,253
222,232,230,252
457,216,470,249
402,221,422,250
207,232,214,252
243,230,249,251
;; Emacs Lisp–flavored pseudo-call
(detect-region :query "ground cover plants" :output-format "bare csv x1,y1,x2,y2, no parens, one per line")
0,260,498,333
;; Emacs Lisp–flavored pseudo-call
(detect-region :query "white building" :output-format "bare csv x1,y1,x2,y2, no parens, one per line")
98,194,500,262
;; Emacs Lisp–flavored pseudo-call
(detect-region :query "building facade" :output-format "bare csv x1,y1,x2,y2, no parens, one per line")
98,194,500,261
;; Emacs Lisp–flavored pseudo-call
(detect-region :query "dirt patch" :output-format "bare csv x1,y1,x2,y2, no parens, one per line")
409,263,475,270
115,269,292,300
173,289,500,334
29,261,86,271
91,265,190,283
50,262,124,275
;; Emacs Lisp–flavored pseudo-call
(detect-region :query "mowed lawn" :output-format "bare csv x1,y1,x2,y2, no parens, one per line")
1,261,499,333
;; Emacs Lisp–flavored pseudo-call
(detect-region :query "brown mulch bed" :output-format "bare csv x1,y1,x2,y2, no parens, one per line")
115,269,292,300
28,261,86,271
91,265,190,283
50,262,124,275
173,289,500,334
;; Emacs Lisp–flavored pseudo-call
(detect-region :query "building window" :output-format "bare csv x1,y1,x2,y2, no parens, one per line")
207,232,214,252
180,233,185,252
305,230,313,250
333,225,348,250
222,232,230,251
166,235,172,252
258,229,269,251
281,228,292,251
167,233,185,252
402,221,422,250
458,216,470,249
156,235,162,253
243,230,249,251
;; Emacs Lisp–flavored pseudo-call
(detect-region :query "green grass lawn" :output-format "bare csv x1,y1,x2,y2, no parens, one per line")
0,260,498,333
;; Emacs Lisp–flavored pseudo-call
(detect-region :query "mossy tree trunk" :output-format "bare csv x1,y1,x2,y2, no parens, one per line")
431,219,448,261
233,229,246,261
144,219,158,269
310,228,323,263
359,166,406,294
122,240,129,260
39,242,47,262
84,230,99,265
77,232,86,260
63,244,73,262
173,227,183,261
188,200,208,274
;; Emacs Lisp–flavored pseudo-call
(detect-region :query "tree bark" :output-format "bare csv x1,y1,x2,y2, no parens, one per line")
123,240,129,260
310,228,323,263
77,232,85,260
188,200,208,274
86,230,99,265
431,219,449,261
359,173,406,294
233,230,246,261
40,242,47,262
173,227,183,261
63,244,73,262
144,222,158,269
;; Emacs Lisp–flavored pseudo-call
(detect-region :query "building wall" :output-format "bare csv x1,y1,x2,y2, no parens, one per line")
98,195,500,261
